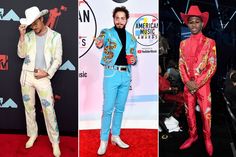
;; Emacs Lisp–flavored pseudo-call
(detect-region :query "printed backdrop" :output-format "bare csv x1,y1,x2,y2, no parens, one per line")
79,0,158,129
0,0,77,134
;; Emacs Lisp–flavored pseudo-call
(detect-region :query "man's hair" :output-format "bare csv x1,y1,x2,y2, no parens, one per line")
230,71,236,83
112,6,129,19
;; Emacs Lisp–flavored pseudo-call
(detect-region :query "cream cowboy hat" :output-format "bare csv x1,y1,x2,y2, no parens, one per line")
20,6,48,26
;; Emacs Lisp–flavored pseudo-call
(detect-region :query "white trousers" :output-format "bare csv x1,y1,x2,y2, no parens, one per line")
20,70,60,144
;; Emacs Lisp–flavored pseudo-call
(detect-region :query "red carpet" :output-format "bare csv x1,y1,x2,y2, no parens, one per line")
0,134,78,157
80,129,158,157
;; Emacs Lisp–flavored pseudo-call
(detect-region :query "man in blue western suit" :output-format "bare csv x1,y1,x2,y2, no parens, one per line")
95,6,137,155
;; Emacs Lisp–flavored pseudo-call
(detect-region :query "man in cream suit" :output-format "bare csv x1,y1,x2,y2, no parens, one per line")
18,6,62,157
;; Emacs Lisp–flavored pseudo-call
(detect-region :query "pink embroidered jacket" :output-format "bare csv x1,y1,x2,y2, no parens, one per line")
179,34,217,88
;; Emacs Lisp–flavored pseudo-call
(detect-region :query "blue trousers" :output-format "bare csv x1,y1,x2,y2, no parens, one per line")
100,68,131,141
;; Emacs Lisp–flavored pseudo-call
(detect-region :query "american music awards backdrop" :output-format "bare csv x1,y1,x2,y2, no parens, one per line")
0,1,77,133
79,0,158,129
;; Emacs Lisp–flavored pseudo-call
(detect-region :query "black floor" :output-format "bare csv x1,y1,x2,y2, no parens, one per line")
159,90,236,157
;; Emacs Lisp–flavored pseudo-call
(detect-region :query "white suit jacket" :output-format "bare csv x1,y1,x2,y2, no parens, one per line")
17,27,62,79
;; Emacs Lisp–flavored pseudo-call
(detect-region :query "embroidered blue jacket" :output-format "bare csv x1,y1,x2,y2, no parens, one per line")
97,27,137,70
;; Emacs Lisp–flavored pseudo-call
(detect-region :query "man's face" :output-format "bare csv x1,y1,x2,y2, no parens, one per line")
187,16,203,35
30,17,45,34
114,11,127,29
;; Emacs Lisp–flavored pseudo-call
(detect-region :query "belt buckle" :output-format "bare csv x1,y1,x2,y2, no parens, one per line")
120,67,127,71
117,66,127,72
34,69,38,73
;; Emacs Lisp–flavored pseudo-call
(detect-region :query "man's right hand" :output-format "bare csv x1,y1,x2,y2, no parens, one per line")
19,24,27,36
18,24,27,42
94,37,104,48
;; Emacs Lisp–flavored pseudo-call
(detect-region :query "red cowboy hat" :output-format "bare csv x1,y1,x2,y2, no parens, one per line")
180,5,209,28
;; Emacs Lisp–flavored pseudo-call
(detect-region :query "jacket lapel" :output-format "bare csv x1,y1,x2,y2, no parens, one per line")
195,35,206,56
125,31,131,54
29,31,36,62
112,27,121,44
44,27,53,67
44,27,52,53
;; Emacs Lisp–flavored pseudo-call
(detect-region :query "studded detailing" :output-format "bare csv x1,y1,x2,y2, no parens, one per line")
104,65,128,72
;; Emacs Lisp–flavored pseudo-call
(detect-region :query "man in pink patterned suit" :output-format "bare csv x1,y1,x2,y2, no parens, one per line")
178,5,217,156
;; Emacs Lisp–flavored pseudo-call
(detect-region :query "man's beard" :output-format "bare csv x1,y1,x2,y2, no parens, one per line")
115,23,126,29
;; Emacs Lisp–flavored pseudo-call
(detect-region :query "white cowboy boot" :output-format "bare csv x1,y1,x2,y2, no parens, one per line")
111,136,129,148
25,135,37,148
52,143,61,157
97,140,108,155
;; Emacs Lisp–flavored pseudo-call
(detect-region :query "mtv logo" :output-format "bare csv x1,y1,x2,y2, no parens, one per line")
59,60,76,71
0,54,8,70
0,98,18,108
0,8,19,21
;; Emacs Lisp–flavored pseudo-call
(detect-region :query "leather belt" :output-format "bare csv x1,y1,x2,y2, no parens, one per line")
104,65,128,72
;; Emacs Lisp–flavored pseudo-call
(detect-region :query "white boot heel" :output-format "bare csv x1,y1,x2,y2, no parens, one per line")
97,140,108,155
111,136,129,149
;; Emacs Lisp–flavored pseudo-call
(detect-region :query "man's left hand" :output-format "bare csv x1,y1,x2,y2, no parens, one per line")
186,80,198,93
190,81,198,94
34,69,49,79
